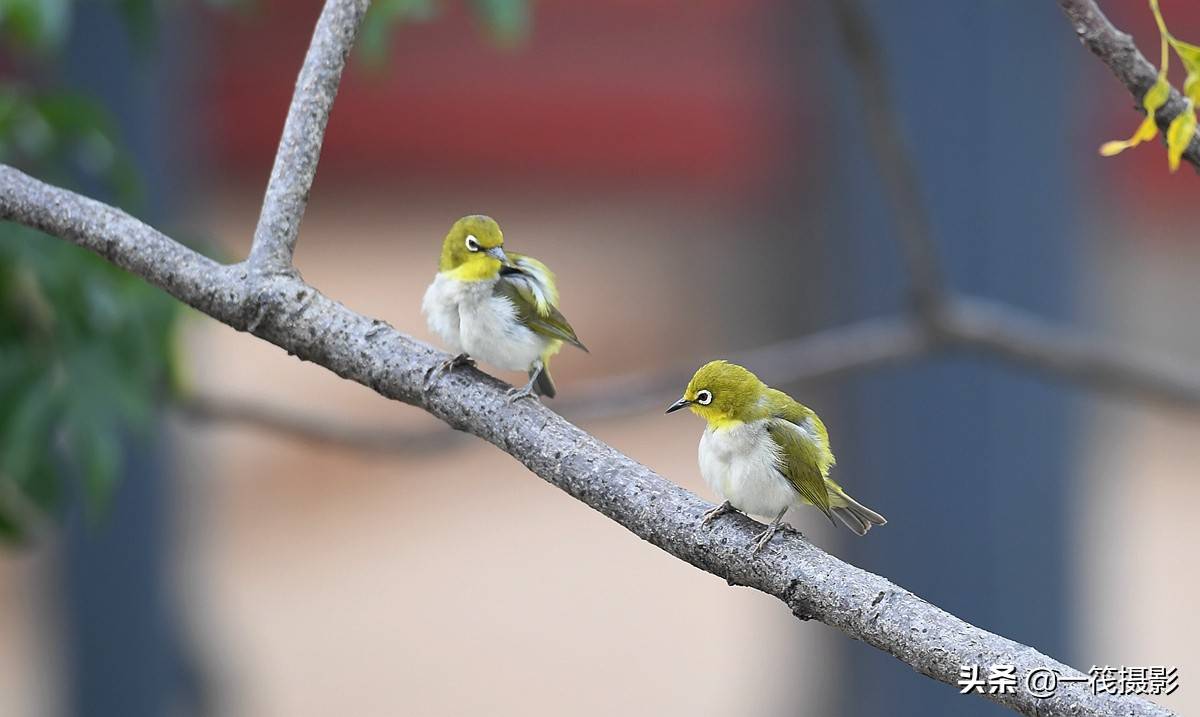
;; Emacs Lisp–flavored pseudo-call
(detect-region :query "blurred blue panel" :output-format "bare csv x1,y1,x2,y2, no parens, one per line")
60,5,204,717
63,432,177,717
825,2,1080,715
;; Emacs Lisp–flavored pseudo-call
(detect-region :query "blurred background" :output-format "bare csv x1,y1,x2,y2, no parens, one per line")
0,0,1196,715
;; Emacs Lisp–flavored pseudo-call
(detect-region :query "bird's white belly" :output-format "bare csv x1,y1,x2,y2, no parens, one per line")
698,421,799,518
422,273,545,372
422,274,465,354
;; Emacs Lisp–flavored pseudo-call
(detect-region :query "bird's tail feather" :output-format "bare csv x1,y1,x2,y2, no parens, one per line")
830,492,886,536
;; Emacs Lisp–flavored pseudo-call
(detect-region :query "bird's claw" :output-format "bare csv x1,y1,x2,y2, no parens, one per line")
751,522,791,553
751,526,777,553
505,385,539,403
701,501,734,526
424,353,474,387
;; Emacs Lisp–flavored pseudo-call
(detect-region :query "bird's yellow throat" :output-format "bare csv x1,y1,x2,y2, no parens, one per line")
691,405,744,431
443,255,501,282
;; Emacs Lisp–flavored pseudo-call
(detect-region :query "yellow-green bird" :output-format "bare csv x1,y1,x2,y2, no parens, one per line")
422,215,585,400
667,360,885,552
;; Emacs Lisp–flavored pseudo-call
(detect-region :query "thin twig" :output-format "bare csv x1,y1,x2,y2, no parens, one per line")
181,293,1200,455
560,315,929,420
176,317,927,449
177,393,465,454
937,296,1200,408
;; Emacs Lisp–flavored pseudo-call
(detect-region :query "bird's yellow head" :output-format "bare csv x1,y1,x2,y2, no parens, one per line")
666,360,767,428
439,214,511,280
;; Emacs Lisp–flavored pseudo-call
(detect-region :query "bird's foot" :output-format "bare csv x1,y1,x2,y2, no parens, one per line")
701,501,735,526
751,522,791,553
424,353,474,386
505,384,539,403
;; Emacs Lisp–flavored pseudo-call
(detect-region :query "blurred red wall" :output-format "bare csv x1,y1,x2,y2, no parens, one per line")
202,0,794,194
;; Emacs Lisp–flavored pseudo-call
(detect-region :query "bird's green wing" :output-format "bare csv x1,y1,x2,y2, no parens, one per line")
496,254,586,351
767,418,834,521
765,388,835,471
768,422,835,522
765,388,836,522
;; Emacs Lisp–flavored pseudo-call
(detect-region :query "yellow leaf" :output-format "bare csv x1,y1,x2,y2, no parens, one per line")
1186,73,1200,105
1166,101,1197,171
1171,37,1200,74
1099,140,1132,157
1143,73,1171,113
1099,114,1159,157
1135,112,1161,143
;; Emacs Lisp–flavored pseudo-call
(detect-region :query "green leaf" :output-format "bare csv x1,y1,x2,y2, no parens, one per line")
0,221,178,533
0,507,21,544
359,0,438,65
0,0,72,51
74,422,121,520
0,373,59,492
471,0,530,46
116,0,157,47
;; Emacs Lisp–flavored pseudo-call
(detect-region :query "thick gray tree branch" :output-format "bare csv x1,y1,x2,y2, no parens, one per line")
249,0,371,269
0,164,1175,717
1056,0,1200,170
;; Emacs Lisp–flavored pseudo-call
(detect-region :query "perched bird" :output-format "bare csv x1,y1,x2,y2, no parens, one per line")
422,215,585,400
667,360,885,552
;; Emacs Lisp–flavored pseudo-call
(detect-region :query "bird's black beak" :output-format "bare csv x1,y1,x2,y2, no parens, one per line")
485,246,513,266
665,397,691,414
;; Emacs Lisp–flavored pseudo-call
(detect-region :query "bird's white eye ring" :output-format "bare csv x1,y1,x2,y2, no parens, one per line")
465,235,480,252
695,390,713,405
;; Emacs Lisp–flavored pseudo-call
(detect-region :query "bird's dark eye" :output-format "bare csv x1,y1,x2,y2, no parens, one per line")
465,235,480,252
695,390,713,405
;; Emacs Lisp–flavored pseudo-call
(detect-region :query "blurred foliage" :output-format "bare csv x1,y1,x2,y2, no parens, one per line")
1100,0,1200,171
0,5,184,542
0,0,71,51
0,88,141,200
360,0,530,65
